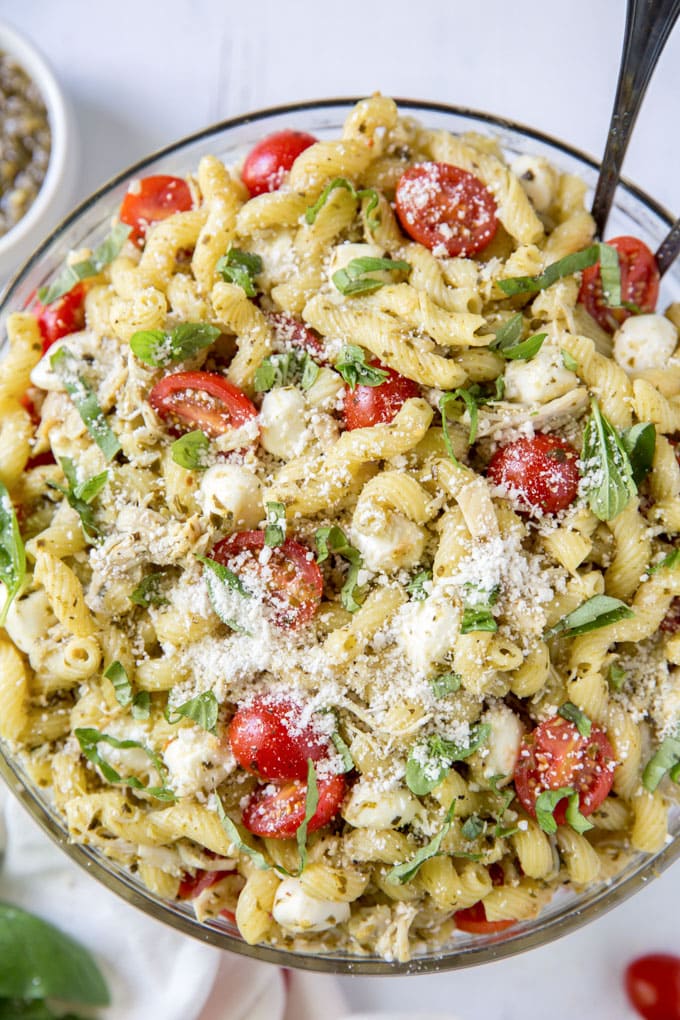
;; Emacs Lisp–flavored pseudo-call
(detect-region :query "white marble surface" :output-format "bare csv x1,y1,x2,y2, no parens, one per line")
1,1,679,1016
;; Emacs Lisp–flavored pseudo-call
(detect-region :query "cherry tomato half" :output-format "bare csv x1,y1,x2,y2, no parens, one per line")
395,162,498,257
268,310,326,360
578,235,659,334
148,371,257,439
487,433,580,515
229,695,331,781
625,953,680,1020
178,868,232,900
514,717,616,824
211,530,323,628
241,130,317,197
342,362,420,430
32,282,86,354
242,773,347,839
454,901,516,935
119,174,193,247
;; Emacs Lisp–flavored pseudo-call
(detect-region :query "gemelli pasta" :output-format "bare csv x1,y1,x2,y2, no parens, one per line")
1,95,679,962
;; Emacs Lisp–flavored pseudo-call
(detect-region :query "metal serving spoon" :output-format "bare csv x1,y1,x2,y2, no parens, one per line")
591,0,680,276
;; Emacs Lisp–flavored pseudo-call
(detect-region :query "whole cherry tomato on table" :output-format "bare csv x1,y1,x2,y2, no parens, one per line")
241,773,347,839
119,174,194,247
487,433,581,515
148,371,257,439
578,235,659,334
229,695,331,781
625,954,680,1020
342,362,420,430
32,282,86,354
241,130,317,197
395,162,498,257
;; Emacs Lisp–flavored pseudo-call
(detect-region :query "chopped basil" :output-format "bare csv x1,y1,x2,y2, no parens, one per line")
561,349,579,372
439,380,504,451
197,555,249,598
607,662,627,690
544,594,634,640
460,584,499,635
74,727,175,801
50,347,121,461
315,525,363,613
461,814,486,840
558,701,592,737
296,759,319,874
650,548,680,574
305,177,381,231
386,798,456,884
49,457,108,542
581,398,637,521
620,422,656,486
598,241,622,307
497,242,614,297
197,555,251,633
253,350,320,393
430,671,462,699
264,501,286,548
330,731,354,772
104,660,133,707
166,690,219,734
405,723,491,796
37,222,131,305
216,248,263,296
490,313,546,362
215,794,288,874
130,691,151,721
406,569,432,601
170,430,210,469
130,572,169,608
535,786,594,835
488,775,518,837
642,735,680,792
332,256,411,296
0,482,26,627
334,345,389,389
129,322,220,367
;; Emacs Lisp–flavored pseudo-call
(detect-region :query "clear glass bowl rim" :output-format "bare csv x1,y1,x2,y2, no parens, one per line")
1,96,678,976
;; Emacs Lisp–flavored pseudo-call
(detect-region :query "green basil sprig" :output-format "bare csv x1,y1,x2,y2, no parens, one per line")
620,422,656,486
558,701,592,737
37,223,131,305
332,256,410,296
335,345,388,389
405,723,491,796
535,786,594,835
490,313,546,361
497,242,618,298
49,457,108,542
166,690,219,734
74,727,175,801
50,347,121,461
642,735,680,792
544,594,634,640
264,501,286,548
171,430,210,469
254,350,320,393
216,248,263,296
316,525,363,612
386,799,457,884
581,398,637,521
305,177,381,231
104,661,150,720
129,322,220,367
0,482,26,626
130,572,169,608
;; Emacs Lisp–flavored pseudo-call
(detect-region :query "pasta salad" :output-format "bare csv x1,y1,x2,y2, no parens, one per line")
0,94,679,962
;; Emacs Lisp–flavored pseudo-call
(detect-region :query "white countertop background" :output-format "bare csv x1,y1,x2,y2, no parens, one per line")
1,1,679,1016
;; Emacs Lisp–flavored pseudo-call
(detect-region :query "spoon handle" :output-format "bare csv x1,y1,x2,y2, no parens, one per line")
591,0,680,237
656,217,680,277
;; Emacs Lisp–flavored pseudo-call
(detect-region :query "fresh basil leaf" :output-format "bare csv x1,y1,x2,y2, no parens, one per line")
386,799,456,884
561,349,579,372
406,569,432,601
502,332,546,361
581,398,637,521
131,691,151,720
642,735,680,792
74,727,175,801
0,1000,86,1019
607,662,627,690
50,347,121,461
216,248,263,296
264,501,286,548
305,177,380,231
254,350,320,393
0,482,26,627
0,903,109,1005
130,322,220,367
544,594,634,639
405,724,491,796
334,345,389,389
491,313,523,349
558,701,592,737
37,223,131,305
497,243,607,297
104,660,132,707
620,422,656,486
650,549,680,574
460,584,499,635
461,815,486,840
490,314,545,362
214,795,289,874
440,381,504,451
331,731,354,772
170,430,210,470
438,392,462,465
197,555,251,633
315,525,363,613
430,672,462,699
130,572,169,608
166,690,219,734
49,457,108,542
253,358,276,392
300,356,320,390
598,242,622,307
296,759,319,874
332,256,410,296
535,786,593,835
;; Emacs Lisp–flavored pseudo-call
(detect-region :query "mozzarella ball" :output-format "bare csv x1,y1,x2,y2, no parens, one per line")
272,877,350,934
342,781,418,829
259,387,309,460
198,464,262,527
511,155,559,214
351,512,425,573
613,314,678,374
504,341,577,405
328,241,388,287
478,703,524,782
398,590,459,674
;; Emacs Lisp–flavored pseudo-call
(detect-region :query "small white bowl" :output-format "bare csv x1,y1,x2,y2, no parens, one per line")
0,22,79,284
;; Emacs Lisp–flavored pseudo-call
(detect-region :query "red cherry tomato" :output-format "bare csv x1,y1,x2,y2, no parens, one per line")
578,235,659,334
395,162,498,257
242,773,347,839
487,433,580,515
148,371,257,439
211,530,323,628
178,868,232,900
32,282,87,353
454,901,516,935
268,311,325,360
514,717,616,824
342,362,420,430
241,130,317,197
660,596,680,633
625,954,680,1020
229,695,331,781
119,174,193,247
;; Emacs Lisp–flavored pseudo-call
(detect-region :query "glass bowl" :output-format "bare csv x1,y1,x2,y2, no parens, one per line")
1,98,678,975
